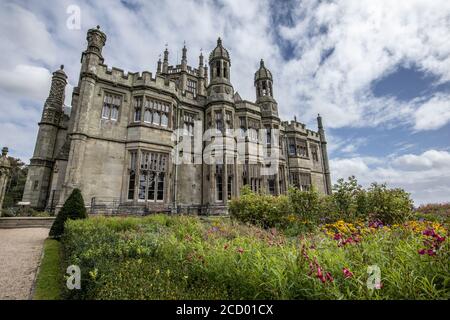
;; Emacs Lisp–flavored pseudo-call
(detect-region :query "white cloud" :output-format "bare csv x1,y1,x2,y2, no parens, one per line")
276,0,450,129
414,94,450,130
331,149,450,205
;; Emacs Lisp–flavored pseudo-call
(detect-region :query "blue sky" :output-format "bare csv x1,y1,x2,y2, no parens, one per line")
0,0,449,205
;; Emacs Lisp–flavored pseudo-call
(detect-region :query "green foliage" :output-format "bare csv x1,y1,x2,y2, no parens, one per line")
33,239,62,300
49,188,87,239
2,157,27,208
229,187,291,228
288,186,321,223
61,216,450,300
231,177,414,228
366,183,413,224
414,203,450,223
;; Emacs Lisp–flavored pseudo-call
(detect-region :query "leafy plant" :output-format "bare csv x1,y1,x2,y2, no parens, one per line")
49,188,87,239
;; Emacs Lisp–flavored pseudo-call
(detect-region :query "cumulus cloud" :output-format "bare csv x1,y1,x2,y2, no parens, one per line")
276,0,450,129
331,149,450,205
414,94,450,130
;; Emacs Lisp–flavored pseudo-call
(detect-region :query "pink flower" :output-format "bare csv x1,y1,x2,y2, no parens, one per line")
427,249,436,256
333,233,342,240
326,272,334,282
342,268,354,278
317,266,323,279
237,247,244,254
223,243,229,250
418,249,426,255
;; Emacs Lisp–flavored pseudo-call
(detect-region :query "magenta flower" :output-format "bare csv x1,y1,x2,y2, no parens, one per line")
418,249,426,255
342,268,354,278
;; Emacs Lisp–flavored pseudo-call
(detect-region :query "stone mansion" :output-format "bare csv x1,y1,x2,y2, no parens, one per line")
22,26,332,214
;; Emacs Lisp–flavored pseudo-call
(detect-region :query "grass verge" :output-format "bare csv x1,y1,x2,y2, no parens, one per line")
33,239,62,300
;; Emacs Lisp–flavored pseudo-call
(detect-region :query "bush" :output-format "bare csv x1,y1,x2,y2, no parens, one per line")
229,187,291,228
366,183,413,224
49,188,87,239
288,186,321,223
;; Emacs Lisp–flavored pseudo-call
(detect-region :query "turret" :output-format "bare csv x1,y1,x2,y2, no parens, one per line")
255,59,278,118
80,25,107,75
317,114,332,195
156,56,162,74
162,47,169,74
207,37,234,103
22,65,68,209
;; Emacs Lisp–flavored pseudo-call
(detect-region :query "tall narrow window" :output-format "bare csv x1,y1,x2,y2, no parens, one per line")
215,111,223,133
216,61,221,78
268,178,275,195
157,173,164,201
297,139,308,157
288,137,296,155
227,175,232,200
216,164,223,201
102,93,121,121
147,172,155,200
311,144,319,161
128,151,137,200
266,126,271,145
223,62,228,79
134,97,143,122
187,79,197,96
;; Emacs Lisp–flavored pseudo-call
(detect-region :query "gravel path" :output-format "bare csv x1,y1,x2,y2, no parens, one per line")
0,228,49,300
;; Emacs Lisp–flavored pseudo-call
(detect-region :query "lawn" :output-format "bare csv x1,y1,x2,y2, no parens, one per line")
58,215,449,300
33,239,63,300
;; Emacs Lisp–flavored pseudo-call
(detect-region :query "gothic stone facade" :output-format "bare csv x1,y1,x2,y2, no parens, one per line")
22,26,332,214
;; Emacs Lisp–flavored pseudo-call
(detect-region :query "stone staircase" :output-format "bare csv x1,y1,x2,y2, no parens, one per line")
0,217,55,229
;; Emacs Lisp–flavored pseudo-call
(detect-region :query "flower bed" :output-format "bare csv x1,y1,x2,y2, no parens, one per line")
61,215,450,300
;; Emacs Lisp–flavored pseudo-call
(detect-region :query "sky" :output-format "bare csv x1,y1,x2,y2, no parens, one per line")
0,0,449,205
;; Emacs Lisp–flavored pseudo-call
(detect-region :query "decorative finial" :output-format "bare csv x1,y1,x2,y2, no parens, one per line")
97,25,100,30
60,64,64,70
1,147,8,156
217,37,222,46
318,113,321,118
294,115,297,122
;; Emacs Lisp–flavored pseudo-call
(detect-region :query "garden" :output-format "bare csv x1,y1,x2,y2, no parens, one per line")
38,177,449,300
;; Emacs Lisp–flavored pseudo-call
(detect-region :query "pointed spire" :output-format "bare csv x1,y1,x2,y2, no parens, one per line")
163,45,169,62
217,37,222,46
260,59,264,68
182,41,187,62
157,55,162,74
1,147,8,157
199,49,204,66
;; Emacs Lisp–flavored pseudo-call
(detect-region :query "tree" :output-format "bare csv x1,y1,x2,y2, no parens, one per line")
49,188,87,239
2,157,28,208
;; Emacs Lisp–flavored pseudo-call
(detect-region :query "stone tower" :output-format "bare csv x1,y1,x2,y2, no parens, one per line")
204,38,236,211
60,26,107,202
0,147,11,211
318,114,332,194
255,59,283,194
22,66,67,209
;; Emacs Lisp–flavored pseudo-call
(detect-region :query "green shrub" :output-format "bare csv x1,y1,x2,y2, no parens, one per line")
229,187,291,228
366,183,413,224
288,186,321,223
49,188,87,239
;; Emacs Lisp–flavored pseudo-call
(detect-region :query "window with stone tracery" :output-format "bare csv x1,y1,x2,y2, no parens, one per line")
128,150,167,202
187,79,197,96
102,93,121,121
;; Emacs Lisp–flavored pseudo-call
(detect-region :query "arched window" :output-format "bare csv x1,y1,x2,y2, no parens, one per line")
144,109,152,123
216,61,221,78
223,62,228,79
